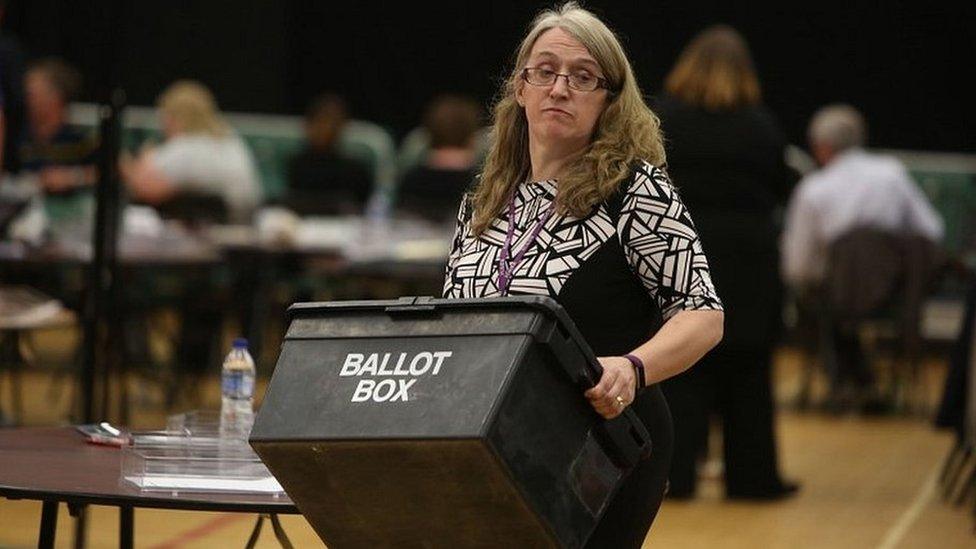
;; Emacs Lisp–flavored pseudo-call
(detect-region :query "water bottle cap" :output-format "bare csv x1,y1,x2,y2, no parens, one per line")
232,337,249,349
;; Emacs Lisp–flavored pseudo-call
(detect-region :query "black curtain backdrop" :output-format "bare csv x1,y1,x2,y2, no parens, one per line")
4,1,974,151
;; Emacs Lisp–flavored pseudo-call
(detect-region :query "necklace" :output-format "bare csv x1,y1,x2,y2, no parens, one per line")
497,186,555,295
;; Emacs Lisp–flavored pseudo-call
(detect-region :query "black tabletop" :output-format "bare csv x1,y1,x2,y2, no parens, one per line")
0,427,297,514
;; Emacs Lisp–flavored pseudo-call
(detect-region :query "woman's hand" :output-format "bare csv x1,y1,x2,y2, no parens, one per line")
584,356,637,419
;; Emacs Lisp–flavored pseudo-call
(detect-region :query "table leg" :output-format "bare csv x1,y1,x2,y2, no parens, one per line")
245,514,265,549
243,514,293,549
270,513,294,549
69,503,88,549
38,500,58,549
119,505,133,549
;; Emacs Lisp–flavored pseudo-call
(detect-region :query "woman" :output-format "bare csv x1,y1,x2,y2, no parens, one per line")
121,81,262,394
654,25,798,499
443,3,724,546
398,94,482,224
122,80,261,223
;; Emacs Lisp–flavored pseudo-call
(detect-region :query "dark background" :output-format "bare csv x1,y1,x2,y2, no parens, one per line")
4,1,973,151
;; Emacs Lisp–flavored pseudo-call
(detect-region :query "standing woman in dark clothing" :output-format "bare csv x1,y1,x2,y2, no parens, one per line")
444,3,723,546
655,25,799,499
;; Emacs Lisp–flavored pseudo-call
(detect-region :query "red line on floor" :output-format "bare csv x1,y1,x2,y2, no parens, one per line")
147,512,251,549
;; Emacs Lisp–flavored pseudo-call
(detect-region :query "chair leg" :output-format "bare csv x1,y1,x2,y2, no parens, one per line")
819,321,844,412
17,329,83,422
45,366,67,405
940,443,967,496
972,484,976,534
118,361,130,426
793,350,815,410
65,343,84,424
955,460,976,507
950,451,976,506
902,357,924,417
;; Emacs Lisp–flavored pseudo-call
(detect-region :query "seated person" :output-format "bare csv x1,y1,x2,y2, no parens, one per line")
397,94,481,224
121,80,261,224
781,104,943,408
283,93,372,216
782,104,943,287
19,58,98,230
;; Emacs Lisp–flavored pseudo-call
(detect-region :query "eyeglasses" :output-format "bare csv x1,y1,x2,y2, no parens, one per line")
521,67,611,92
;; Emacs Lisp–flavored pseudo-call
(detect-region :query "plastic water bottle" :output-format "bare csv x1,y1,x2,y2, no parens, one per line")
220,337,256,439
362,190,392,257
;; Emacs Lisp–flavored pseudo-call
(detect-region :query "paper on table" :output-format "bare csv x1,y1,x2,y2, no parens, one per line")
124,475,284,494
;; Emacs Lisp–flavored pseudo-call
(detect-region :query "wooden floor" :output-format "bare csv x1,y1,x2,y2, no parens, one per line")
0,345,973,548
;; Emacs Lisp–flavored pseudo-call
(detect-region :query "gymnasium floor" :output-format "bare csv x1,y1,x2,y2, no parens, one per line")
0,346,972,548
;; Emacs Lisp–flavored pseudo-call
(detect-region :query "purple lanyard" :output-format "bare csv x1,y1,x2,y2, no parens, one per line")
498,187,555,295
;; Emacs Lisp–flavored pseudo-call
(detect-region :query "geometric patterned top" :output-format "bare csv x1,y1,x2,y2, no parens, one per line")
443,161,722,332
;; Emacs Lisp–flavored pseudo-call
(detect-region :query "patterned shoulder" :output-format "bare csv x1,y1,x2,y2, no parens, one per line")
625,161,681,203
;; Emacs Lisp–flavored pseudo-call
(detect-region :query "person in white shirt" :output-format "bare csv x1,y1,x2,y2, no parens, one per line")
781,104,943,410
781,104,943,288
121,80,262,223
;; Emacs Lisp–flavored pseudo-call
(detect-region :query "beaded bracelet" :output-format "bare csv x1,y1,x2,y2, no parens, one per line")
623,354,646,391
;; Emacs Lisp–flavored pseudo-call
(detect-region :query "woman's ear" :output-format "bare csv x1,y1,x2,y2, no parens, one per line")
515,80,525,108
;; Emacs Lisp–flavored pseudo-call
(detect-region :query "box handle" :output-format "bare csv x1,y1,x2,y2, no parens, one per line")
597,413,653,468
541,322,653,467
384,304,440,315
384,297,442,318
541,322,599,388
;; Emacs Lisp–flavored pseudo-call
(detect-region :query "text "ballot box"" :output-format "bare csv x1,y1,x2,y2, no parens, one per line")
250,296,652,548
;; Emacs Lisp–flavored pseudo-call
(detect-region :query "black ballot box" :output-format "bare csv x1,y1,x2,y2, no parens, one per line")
250,296,653,549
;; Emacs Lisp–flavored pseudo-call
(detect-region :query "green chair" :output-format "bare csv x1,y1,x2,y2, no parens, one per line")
337,120,398,214
912,171,976,257
239,133,303,201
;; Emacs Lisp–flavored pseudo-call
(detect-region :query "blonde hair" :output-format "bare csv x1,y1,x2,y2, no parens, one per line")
664,25,761,111
471,2,666,235
157,80,228,137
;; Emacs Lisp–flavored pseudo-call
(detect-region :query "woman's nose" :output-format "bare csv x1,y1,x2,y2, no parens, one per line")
548,74,571,98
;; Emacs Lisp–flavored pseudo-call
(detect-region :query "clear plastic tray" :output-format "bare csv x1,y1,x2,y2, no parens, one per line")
166,410,223,437
120,412,283,495
167,408,254,441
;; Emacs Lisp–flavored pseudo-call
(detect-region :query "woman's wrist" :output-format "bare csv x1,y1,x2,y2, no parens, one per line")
623,354,646,391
